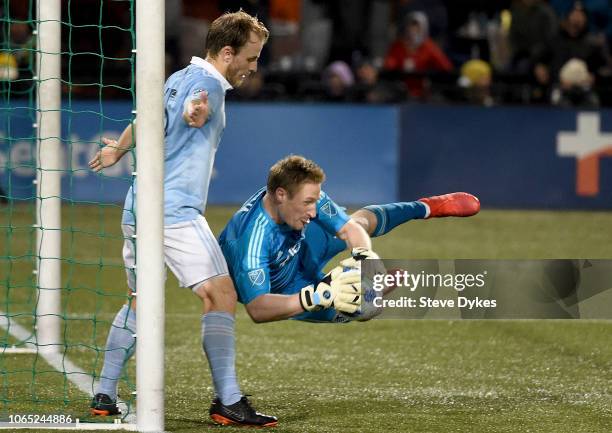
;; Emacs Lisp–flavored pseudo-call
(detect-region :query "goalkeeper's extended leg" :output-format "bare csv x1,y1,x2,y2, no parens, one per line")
352,192,480,237
90,300,136,416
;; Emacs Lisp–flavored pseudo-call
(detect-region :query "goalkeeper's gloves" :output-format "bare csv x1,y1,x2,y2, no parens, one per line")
299,266,361,314
340,247,381,270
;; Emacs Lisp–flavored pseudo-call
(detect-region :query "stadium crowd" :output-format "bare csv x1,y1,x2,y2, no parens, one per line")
2,0,612,107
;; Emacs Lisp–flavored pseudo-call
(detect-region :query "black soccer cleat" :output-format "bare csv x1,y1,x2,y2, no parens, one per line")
90,393,121,416
209,395,278,427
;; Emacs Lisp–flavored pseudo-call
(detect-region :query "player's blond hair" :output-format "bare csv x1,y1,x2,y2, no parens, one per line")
267,155,326,197
205,10,269,58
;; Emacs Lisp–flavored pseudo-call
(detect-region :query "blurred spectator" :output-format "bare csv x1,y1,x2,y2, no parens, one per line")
0,52,18,81
529,62,554,103
0,12,35,93
367,0,394,65
535,3,609,91
0,2,34,94
327,0,371,65
352,60,406,103
553,4,608,74
458,59,495,106
509,0,558,74
449,1,513,66
8,22,35,66
550,0,612,42
446,0,513,36
321,60,354,102
301,0,333,71
397,0,449,49
487,9,513,71
181,1,221,67
551,57,600,107
383,11,453,99
59,0,133,98
268,0,301,69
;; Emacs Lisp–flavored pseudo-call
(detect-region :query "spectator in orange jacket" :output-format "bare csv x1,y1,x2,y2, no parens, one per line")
384,11,453,99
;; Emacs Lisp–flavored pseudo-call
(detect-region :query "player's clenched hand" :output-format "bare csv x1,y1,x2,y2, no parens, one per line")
299,266,361,314
88,137,126,172
183,91,209,128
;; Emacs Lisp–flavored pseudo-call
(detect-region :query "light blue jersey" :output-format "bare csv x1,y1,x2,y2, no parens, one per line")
122,57,232,226
219,188,350,305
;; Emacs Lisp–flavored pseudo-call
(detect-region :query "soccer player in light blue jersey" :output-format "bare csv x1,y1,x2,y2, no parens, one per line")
88,11,277,427
220,155,480,324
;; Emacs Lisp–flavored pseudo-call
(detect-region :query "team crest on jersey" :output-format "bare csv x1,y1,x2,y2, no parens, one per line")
320,201,337,218
192,88,206,98
248,269,265,286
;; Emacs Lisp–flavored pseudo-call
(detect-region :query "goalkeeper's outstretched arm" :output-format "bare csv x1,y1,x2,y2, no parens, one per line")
337,218,384,272
245,293,304,323
244,267,361,323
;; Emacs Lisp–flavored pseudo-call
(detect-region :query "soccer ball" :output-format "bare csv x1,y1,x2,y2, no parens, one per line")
336,266,383,322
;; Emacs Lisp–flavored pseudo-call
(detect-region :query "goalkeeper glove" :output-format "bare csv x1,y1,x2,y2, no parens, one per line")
299,266,361,314
340,247,387,280
340,247,380,269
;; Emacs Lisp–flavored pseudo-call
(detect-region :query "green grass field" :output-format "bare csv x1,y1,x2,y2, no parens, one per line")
1,205,611,432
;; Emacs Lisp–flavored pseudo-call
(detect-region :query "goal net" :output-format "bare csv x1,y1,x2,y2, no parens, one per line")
0,0,159,429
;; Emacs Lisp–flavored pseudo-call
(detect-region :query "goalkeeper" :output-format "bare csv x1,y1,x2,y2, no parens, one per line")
219,155,480,323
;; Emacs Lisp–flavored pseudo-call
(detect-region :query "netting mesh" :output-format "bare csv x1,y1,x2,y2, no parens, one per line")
1,0,137,422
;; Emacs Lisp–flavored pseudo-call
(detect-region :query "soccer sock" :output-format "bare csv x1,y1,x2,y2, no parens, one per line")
201,311,241,406
364,201,427,237
97,304,136,401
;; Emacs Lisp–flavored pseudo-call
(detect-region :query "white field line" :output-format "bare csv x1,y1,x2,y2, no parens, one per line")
0,311,137,426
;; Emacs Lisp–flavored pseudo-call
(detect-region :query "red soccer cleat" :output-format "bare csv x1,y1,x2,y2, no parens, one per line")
418,192,480,219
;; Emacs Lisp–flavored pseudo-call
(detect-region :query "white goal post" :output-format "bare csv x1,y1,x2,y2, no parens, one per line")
135,0,166,431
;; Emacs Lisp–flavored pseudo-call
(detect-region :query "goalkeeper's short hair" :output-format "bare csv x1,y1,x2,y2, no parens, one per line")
266,155,326,197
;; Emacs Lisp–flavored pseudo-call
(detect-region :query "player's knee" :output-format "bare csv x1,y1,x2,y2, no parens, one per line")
215,281,237,305
197,275,237,306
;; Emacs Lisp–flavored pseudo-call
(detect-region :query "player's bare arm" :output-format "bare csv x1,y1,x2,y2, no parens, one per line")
245,266,362,324
336,218,372,250
88,122,135,172
245,293,304,323
337,218,386,273
183,91,209,127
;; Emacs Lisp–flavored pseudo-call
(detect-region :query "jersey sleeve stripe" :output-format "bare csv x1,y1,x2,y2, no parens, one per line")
247,214,266,269
246,216,258,268
254,218,268,267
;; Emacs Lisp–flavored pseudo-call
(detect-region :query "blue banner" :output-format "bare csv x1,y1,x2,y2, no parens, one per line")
0,102,398,206
2,101,611,209
399,105,612,208
211,103,398,205
0,100,134,203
